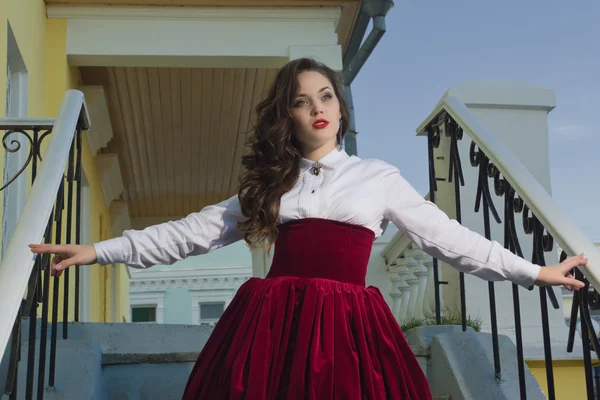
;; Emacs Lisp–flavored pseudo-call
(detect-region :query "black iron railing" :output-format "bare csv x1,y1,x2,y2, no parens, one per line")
1,121,84,400
425,112,600,400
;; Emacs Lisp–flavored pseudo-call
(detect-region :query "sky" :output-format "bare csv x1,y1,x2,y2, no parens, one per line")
351,0,600,242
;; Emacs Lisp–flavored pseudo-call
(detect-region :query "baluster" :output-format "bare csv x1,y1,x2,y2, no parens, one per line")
408,247,430,320
426,124,445,324
470,142,503,382
25,128,42,400
37,212,54,400
404,257,419,320
74,127,82,322
421,252,438,319
63,138,76,339
49,179,65,387
5,311,20,399
397,259,411,322
388,262,402,322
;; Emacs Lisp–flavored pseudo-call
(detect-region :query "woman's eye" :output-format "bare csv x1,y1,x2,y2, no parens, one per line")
322,93,333,101
294,100,308,107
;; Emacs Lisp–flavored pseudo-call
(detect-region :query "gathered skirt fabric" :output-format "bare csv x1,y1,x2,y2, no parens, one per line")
181,275,432,399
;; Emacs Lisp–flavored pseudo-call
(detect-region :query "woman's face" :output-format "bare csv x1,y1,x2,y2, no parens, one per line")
290,71,342,155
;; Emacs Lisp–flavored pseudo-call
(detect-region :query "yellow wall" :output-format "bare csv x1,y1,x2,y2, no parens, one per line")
1,3,129,324
527,359,587,399
117,264,131,322
0,0,49,229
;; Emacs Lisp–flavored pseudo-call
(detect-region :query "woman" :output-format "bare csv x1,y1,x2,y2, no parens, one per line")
31,58,586,399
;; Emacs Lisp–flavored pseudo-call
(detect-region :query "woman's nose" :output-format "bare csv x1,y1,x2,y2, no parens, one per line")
311,106,323,116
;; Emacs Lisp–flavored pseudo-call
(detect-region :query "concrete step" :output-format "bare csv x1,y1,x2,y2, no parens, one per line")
410,344,430,379
102,351,199,365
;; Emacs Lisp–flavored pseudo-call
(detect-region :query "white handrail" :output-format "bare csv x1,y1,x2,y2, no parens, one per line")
415,95,600,289
0,90,89,362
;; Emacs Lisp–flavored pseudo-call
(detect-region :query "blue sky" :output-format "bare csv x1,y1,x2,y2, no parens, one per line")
351,0,600,242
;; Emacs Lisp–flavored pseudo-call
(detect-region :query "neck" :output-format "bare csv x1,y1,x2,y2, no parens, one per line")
302,143,337,162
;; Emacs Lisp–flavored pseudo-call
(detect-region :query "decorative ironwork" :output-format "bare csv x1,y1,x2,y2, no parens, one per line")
427,124,444,324
469,141,503,382
425,111,599,399
443,116,467,332
0,129,52,192
1,130,34,191
2,123,84,400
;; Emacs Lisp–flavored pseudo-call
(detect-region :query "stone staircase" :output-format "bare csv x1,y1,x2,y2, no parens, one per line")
405,325,547,400
6,321,204,399
7,321,454,399
411,341,452,400
7,320,548,399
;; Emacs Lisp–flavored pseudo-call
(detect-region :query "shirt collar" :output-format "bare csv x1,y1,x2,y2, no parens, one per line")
299,147,349,175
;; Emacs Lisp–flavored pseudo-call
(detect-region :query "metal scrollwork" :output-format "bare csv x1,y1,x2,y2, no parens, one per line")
447,117,465,186
470,142,501,224
524,209,559,307
37,129,53,161
505,187,525,258
566,250,600,356
1,130,35,191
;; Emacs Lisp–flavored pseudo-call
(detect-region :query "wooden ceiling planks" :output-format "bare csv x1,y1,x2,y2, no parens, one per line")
81,66,278,218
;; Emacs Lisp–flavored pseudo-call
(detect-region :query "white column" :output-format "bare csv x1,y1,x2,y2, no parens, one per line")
387,263,402,321
404,257,419,320
421,252,440,319
251,245,273,278
397,258,411,322
407,247,429,320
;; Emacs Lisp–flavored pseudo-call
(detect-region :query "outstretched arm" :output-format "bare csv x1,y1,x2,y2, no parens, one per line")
94,194,244,268
383,167,585,290
30,194,245,275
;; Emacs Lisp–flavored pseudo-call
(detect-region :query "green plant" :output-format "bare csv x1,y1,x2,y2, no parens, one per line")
400,310,483,333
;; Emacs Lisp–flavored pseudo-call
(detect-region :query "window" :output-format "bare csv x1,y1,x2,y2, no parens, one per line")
199,302,225,324
190,291,230,325
129,291,165,323
131,306,157,323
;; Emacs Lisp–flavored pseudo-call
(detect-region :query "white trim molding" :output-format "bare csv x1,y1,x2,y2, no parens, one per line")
130,291,165,323
47,5,341,24
2,22,29,259
54,6,343,69
47,5,341,26
190,290,233,326
110,200,131,238
79,85,113,156
95,153,124,208
130,266,252,292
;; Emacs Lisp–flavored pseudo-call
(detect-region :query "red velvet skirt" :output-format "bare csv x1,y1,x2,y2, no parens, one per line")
182,219,431,399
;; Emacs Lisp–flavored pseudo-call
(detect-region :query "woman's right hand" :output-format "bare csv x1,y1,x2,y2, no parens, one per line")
29,244,98,277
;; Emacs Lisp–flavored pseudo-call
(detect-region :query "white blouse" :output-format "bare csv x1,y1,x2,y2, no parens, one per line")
94,148,541,288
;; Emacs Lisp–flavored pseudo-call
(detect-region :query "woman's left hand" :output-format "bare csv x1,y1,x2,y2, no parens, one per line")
535,253,587,291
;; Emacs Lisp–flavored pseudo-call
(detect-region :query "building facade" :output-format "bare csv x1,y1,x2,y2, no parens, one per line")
129,242,252,326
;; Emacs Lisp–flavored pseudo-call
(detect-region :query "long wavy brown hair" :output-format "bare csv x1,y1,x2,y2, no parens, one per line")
237,58,350,247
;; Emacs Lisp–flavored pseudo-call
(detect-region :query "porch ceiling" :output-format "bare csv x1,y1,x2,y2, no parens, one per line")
81,66,278,219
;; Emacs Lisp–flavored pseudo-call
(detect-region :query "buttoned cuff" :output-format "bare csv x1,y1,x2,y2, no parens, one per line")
93,236,131,266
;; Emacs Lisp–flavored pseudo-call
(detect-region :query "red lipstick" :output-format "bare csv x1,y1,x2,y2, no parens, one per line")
312,119,329,129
